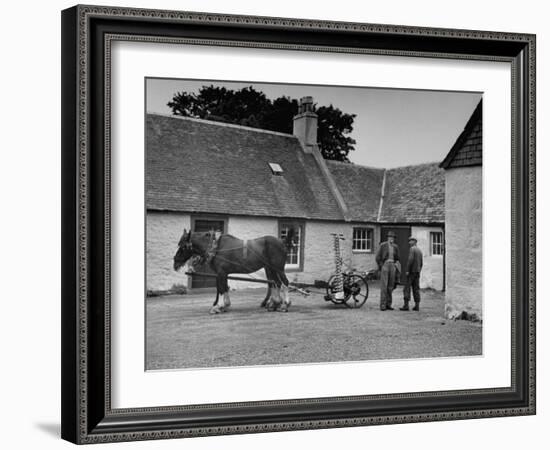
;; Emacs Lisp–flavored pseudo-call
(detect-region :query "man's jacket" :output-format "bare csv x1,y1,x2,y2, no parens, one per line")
407,246,423,273
375,241,401,268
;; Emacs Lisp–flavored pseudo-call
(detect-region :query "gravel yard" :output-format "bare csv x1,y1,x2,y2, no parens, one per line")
146,282,482,370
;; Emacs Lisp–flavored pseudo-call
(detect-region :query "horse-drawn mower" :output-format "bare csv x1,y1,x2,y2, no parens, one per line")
184,232,374,310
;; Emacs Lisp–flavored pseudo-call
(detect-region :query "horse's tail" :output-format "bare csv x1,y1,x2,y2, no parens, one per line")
282,227,296,252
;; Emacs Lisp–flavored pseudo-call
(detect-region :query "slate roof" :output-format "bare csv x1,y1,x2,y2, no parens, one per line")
325,161,385,222
440,100,482,169
146,114,345,220
379,163,445,224
147,113,446,224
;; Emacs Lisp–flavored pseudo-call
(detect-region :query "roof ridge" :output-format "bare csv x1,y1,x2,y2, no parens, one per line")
325,159,385,171
386,161,443,171
147,112,298,139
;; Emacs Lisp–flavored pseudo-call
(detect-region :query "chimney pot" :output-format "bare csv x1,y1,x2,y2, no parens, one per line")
299,96,314,113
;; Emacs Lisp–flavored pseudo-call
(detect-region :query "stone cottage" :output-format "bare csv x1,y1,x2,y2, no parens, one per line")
146,97,445,294
440,100,482,319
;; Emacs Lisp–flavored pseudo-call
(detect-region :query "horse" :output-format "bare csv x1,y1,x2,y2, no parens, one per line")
173,229,296,314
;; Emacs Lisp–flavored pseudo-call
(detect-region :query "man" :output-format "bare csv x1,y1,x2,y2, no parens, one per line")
375,231,400,311
400,236,423,311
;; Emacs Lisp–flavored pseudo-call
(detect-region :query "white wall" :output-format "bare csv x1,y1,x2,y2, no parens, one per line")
1,1,546,450
350,224,379,273
146,212,191,292
146,214,380,291
444,167,483,318
411,225,445,290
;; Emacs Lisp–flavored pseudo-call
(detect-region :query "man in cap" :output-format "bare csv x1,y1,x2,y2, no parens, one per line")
400,236,423,311
375,231,401,311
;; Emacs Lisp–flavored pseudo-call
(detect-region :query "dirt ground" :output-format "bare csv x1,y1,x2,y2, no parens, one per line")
146,282,482,370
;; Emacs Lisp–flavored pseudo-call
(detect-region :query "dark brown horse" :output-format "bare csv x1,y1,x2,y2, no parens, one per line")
173,229,295,314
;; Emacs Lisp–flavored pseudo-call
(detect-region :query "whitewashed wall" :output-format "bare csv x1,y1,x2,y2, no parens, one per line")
146,212,191,292
146,214,446,294
146,214,368,292
411,225,445,290
350,225,380,274
444,166,483,319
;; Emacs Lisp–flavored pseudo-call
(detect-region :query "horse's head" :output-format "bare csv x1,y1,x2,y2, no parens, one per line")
173,229,216,271
173,228,193,271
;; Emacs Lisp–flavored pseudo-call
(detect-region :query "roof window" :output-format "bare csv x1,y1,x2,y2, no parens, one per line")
268,163,284,175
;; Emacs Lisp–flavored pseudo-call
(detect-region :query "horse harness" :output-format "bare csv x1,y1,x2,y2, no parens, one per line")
204,234,249,263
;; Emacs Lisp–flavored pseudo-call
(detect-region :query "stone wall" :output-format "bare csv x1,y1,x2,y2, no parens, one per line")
146,213,447,295
444,166,483,319
350,225,379,274
146,212,190,292
146,214,374,292
146,213,280,292
295,221,350,286
410,225,444,290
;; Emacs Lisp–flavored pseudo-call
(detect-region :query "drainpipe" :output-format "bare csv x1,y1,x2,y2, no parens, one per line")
377,169,387,222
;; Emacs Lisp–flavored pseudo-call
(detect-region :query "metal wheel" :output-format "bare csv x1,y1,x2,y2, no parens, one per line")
326,274,346,304
343,273,369,308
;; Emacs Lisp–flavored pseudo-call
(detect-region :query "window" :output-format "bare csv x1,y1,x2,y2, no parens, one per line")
280,222,303,268
268,162,283,175
352,227,373,252
430,231,444,255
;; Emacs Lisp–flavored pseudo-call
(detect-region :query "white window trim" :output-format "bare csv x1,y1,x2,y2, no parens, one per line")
280,222,303,270
352,227,374,253
430,231,444,257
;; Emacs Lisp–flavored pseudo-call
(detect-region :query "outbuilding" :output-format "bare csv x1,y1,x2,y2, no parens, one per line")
440,100,483,319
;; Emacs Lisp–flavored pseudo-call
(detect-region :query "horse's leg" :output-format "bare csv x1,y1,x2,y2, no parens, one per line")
271,280,283,311
261,285,271,308
222,276,231,309
269,277,283,312
210,273,227,314
212,290,219,307
261,268,272,308
278,272,291,312
264,268,281,311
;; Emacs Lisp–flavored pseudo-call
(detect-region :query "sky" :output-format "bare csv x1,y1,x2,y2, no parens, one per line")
146,78,481,169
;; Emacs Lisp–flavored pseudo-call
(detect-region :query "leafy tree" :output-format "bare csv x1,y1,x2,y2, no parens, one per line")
167,85,356,161
317,105,357,161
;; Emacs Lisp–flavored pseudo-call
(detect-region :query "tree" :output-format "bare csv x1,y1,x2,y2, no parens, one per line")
167,85,356,161
316,105,357,161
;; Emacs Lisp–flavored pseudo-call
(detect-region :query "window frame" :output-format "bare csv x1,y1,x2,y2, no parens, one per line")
430,231,444,256
352,227,374,253
278,221,305,272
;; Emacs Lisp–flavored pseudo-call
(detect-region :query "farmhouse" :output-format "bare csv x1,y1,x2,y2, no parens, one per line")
440,100,483,319
146,97,445,294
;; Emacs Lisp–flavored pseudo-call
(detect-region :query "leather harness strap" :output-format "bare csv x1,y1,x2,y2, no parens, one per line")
206,235,250,262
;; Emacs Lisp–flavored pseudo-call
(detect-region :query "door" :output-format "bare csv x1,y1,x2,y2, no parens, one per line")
380,226,411,284
190,218,226,289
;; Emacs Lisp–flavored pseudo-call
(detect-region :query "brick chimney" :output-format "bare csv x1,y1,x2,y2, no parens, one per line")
293,96,318,153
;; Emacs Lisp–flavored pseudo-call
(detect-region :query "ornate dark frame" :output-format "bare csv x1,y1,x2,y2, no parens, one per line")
61,4,536,444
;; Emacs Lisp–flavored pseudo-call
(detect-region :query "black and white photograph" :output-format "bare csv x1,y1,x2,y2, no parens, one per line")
145,78,483,370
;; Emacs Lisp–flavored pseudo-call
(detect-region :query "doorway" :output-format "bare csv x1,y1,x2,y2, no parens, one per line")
189,217,226,289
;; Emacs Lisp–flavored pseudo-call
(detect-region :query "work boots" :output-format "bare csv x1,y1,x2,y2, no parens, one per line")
412,302,420,311
399,300,410,311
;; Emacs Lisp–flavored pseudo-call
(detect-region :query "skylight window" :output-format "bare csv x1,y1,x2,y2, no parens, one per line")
268,163,284,175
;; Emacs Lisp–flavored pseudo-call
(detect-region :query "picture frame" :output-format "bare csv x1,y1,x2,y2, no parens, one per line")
61,4,536,444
